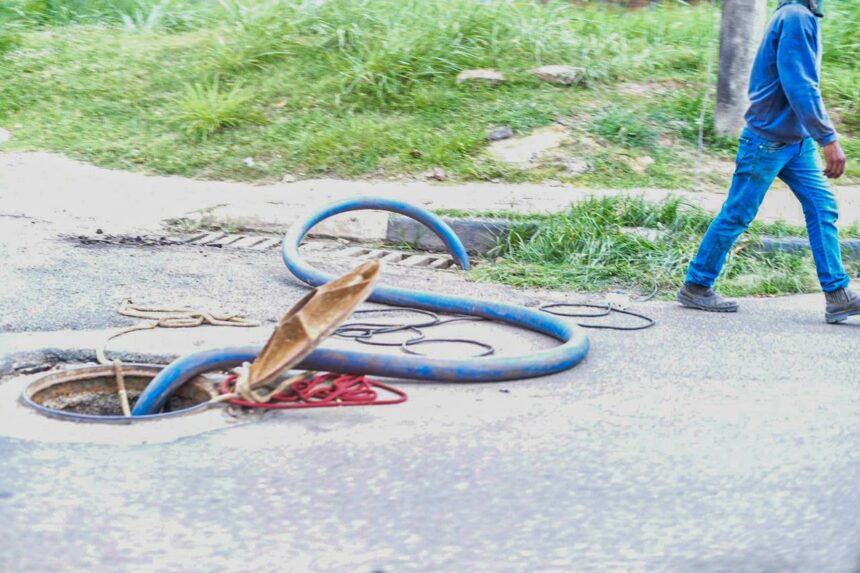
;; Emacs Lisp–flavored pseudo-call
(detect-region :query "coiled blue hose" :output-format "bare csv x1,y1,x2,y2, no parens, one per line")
132,198,590,416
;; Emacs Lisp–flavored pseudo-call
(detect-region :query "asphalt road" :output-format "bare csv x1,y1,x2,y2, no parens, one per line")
2,216,860,572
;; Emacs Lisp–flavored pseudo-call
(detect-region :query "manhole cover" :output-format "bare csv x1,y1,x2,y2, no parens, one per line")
22,364,216,423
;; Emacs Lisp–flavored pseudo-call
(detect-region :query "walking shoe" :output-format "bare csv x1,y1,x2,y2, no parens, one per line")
676,282,739,313
825,288,860,324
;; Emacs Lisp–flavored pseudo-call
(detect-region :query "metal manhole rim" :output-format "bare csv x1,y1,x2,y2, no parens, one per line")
20,363,216,424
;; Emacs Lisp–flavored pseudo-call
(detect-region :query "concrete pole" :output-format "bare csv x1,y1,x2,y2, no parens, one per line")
715,0,769,137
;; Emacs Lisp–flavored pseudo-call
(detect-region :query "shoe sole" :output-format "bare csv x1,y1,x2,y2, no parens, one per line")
825,309,860,324
677,292,739,313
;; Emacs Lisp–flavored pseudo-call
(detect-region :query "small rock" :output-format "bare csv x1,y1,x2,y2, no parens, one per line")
565,159,591,176
242,157,255,167
0,128,11,144
424,167,446,181
456,69,505,85
95,228,104,234
629,155,655,174
487,126,514,142
531,65,585,86
281,173,297,183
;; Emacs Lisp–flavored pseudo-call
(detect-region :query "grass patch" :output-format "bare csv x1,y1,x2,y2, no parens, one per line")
175,78,265,139
0,21,23,55
0,0,857,184
0,0,206,29
590,108,661,150
474,196,860,296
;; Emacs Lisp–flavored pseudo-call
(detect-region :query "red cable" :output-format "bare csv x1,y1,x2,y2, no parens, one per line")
219,372,407,409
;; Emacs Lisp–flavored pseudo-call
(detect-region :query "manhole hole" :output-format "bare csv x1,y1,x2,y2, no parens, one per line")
22,364,216,423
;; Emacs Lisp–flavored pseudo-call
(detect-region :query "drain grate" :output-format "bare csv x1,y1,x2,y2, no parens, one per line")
74,231,461,270
337,247,455,269
182,231,282,251
182,232,457,268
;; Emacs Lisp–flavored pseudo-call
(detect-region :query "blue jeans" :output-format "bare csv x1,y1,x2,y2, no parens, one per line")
686,128,850,293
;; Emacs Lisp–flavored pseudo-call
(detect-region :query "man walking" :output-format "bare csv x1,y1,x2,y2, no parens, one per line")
677,0,857,323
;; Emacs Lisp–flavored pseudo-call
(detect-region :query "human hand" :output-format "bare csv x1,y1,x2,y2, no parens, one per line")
823,141,847,179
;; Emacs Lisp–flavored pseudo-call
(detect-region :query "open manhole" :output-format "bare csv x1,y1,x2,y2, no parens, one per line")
22,364,217,423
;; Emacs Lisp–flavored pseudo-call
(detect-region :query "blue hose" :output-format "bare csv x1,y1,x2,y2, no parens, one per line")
132,198,590,416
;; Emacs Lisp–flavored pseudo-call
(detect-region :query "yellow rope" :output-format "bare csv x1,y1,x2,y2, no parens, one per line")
97,298,262,415
97,298,261,364
115,298,262,328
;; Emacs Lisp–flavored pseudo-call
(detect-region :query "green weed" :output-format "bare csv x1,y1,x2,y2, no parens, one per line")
0,26,22,55
175,79,265,140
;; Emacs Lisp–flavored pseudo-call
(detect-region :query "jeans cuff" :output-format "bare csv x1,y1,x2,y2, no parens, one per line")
822,277,851,293
684,270,714,289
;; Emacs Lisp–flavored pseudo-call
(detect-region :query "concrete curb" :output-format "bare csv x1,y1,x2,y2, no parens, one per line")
191,206,860,260
758,236,860,259
301,213,525,254
378,215,860,261
385,216,529,254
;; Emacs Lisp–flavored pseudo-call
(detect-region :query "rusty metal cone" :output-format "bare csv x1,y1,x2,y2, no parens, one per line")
244,260,381,392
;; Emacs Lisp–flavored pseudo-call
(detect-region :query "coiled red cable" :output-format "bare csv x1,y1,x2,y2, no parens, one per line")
219,372,407,409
